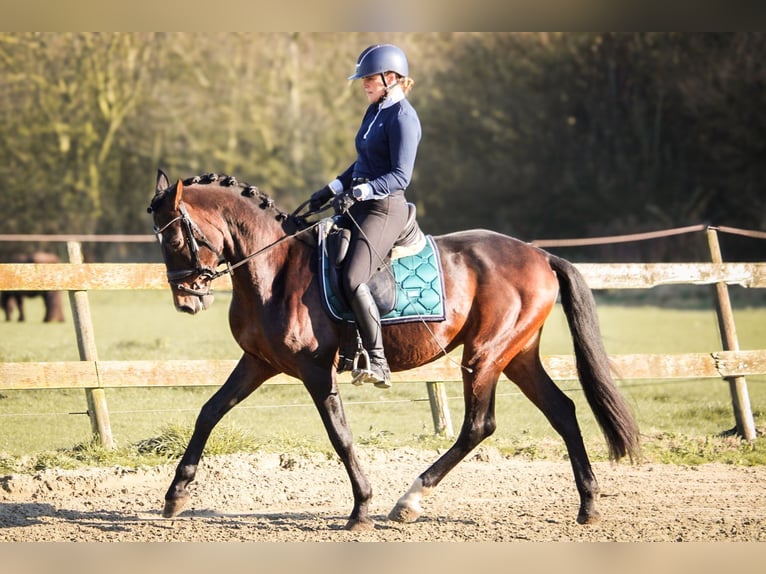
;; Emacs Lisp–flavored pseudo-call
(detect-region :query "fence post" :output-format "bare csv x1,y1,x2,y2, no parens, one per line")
66,241,114,448
426,381,454,438
705,228,756,440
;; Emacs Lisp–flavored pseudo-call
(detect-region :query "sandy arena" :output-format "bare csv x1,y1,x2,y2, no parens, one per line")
1,447,765,542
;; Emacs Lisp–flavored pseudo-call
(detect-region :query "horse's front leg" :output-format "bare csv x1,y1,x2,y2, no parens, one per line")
304,367,374,531
163,353,274,518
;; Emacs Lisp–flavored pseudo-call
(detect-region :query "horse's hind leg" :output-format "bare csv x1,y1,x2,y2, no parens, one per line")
16,295,25,322
163,353,273,518
504,347,601,524
389,361,500,523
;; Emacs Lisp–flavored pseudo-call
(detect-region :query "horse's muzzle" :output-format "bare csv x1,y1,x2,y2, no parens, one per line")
173,283,215,314
175,293,215,315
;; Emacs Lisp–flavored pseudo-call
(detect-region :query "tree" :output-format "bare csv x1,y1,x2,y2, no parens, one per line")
413,33,766,260
1,33,764,262
0,33,159,235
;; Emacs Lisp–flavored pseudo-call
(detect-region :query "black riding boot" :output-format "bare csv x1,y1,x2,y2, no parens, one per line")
349,283,391,389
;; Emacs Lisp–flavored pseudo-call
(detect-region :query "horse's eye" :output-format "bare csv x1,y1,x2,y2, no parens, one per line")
167,236,184,249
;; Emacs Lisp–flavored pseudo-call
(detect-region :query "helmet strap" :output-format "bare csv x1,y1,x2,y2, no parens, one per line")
379,73,402,101
373,73,403,105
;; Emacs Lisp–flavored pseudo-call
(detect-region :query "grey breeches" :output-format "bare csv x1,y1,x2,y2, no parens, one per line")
341,194,409,298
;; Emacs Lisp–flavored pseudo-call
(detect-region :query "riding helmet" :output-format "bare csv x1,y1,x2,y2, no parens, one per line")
348,44,409,80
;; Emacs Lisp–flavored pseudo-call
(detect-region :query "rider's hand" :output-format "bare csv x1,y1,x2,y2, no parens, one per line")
309,185,334,211
332,190,356,214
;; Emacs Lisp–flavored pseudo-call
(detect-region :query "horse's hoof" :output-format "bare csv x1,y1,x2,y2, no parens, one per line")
388,502,422,523
162,493,190,518
576,509,601,525
344,517,375,531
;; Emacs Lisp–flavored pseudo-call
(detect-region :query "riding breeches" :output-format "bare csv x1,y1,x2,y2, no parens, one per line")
341,193,409,298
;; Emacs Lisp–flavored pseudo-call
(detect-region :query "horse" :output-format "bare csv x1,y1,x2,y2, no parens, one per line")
148,170,640,530
1,252,65,323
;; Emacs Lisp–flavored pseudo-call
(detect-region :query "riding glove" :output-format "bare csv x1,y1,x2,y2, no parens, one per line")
332,190,356,214
309,185,334,211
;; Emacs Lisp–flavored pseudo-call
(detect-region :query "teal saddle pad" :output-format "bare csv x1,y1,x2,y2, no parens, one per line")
320,233,446,325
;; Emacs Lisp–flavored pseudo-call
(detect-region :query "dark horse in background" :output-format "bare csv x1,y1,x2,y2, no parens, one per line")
149,170,639,530
1,252,65,323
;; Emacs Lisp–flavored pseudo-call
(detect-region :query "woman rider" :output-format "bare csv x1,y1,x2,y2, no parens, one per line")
309,44,422,389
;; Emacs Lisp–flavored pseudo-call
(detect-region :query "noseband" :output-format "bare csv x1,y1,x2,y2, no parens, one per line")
153,202,224,297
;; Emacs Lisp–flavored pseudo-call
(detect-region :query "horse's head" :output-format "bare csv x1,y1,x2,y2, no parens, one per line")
148,170,224,314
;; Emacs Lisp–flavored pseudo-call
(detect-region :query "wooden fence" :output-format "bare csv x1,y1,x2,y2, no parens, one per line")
1,228,765,446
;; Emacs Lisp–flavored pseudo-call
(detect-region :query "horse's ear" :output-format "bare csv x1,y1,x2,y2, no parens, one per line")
155,169,170,195
172,179,184,211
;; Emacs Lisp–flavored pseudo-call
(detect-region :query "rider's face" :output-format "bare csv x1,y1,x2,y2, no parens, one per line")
361,73,396,103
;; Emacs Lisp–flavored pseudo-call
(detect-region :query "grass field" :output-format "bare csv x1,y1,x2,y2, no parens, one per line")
0,288,764,472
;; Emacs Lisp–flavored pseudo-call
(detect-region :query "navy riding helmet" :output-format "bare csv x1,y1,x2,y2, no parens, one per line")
348,44,409,80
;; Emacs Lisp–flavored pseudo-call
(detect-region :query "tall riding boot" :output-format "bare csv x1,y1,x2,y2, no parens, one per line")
349,283,391,389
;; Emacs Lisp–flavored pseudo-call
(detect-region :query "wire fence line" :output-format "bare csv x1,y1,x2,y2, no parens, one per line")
530,223,766,247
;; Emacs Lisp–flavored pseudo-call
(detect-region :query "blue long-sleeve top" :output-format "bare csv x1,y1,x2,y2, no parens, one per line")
337,91,421,199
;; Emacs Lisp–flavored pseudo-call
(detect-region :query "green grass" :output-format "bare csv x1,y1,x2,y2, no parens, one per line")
1,289,765,473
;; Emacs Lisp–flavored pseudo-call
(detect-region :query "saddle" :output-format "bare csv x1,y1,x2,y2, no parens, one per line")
318,203,445,372
324,202,426,316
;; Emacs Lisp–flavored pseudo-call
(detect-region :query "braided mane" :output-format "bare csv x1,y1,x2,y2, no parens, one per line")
150,172,292,224
185,172,289,222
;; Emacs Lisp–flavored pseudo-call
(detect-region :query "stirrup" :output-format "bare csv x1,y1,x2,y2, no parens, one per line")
351,349,370,386
351,350,391,389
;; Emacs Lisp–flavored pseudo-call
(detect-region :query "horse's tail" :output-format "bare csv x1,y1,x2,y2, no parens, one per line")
548,254,640,462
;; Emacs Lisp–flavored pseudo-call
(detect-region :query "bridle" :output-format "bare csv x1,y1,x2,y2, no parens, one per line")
153,202,223,297
153,198,324,298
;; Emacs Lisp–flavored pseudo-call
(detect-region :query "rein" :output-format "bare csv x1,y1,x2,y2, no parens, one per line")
212,218,322,278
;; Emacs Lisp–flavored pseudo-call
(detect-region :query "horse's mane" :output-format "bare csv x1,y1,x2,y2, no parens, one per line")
150,172,297,226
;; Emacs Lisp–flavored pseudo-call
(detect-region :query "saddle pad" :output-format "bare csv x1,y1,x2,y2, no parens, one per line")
320,232,446,325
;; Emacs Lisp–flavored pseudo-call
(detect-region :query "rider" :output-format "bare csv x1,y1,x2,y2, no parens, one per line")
309,43,422,389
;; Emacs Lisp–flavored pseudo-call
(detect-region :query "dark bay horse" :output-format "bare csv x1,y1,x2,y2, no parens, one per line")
148,170,639,530
1,252,65,323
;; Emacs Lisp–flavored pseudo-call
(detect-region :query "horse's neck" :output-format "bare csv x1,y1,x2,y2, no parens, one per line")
220,197,293,295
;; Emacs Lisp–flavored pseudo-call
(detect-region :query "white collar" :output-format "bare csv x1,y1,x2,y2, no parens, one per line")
380,84,405,109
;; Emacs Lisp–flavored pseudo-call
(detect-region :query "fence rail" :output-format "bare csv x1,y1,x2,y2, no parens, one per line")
1,227,764,444
2,261,766,291
1,350,765,391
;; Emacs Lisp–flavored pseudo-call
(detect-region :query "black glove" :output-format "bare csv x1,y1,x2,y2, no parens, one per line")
333,190,356,214
309,185,334,211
